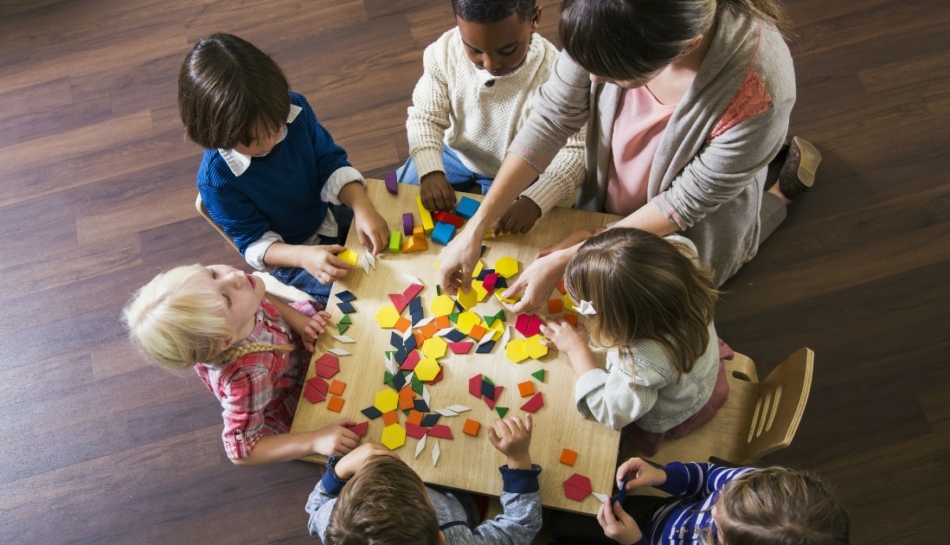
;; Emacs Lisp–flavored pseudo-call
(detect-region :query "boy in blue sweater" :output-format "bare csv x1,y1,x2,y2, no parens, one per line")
179,33,388,304
306,415,542,544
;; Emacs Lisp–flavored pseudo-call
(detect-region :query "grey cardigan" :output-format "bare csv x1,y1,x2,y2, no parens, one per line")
509,9,796,286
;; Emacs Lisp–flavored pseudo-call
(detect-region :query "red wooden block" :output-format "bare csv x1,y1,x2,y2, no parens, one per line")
327,396,345,412
427,424,454,440
449,341,474,354
482,272,499,293
433,211,464,228
563,473,592,501
515,314,530,336
389,293,408,313
403,282,424,302
526,315,543,337
303,381,327,404
345,421,369,437
548,299,563,313
307,376,329,396
382,411,399,426
559,448,578,466
315,353,340,378
520,392,544,413
462,419,481,436
484,385,504,410
328,380,346,396
400,350,421,371
406,422,429,439
469,374,483,397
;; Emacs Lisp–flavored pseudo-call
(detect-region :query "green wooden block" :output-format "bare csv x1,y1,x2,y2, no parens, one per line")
411,374,424,395
337,323,350,335
339,314,352,325
389,230,401,253
449,312,460,323
496,407,509,418
383,371,394,389
531,369,545,382
436,284,442,296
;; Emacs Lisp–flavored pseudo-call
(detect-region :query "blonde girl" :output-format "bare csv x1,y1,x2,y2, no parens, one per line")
541,228,729,455
123,264,359,466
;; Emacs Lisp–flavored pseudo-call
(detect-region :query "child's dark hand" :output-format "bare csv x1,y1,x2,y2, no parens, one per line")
312,418,360,457
497,197,542,235
596,497,642,545
334,442,400,480
299,245,352,284
300,310,331,351
420,171,456,212
487,414,533,469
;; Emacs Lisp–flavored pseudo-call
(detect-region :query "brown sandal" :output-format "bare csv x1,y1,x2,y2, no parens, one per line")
777,136,822,200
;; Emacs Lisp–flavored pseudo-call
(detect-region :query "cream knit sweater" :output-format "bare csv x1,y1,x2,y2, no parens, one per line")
407,28,586,214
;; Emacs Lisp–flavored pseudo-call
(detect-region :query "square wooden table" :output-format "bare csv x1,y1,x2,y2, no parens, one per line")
291,178,622,514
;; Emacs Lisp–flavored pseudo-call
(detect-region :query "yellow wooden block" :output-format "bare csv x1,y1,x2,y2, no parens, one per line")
487,319,506,340
562,293,577,313
525,334,549,359
430,294,455,317
337,248,358,266
473,260,484,278
413,225,425,237
457,287,478,310
375,305,401,329
381,423,407,450
374,389,399,413
401,234,428,253
455,311,481,335
505,339,529,363
417,196,434,233
421,337,448,359
495,288,521,304
473,280,488,302
415,358,442,382
494,256,519,278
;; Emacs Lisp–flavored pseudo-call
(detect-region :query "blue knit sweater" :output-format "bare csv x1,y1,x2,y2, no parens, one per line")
197,92,352,254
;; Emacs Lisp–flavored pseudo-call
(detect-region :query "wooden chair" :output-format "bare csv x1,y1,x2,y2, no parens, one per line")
627,348,814,467
195,194,313,302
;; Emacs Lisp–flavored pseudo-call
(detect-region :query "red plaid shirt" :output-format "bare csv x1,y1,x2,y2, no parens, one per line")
194,299,308,459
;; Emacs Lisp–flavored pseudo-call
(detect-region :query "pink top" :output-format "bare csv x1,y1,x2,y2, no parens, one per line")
605,86,678,217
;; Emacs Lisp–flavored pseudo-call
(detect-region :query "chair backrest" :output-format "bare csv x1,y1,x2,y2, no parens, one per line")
635,348,813,467
195,194,239,252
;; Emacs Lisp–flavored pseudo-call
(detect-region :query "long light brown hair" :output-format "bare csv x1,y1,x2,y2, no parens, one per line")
564,228,718,377
708,467,851,544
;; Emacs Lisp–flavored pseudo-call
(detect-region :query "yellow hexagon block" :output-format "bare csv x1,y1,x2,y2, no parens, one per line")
562,294,577,313
415,358,442,382
473,280,488,302
374,389,399,413
421,337,448,359
525,334,549,359
495,289,521,305
457,287,478,310
456,311,482,335
375,305,401,329
430,294,456,317
337,248,359,266
381,423,407,450
505,339,529,363
494,256,519,278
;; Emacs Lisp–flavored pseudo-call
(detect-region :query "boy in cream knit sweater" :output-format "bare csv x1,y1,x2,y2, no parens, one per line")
396,0,585,234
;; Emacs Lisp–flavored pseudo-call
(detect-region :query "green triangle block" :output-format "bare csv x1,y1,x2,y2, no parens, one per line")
337,323,350,335
411,375,424,395
483,375,494,386
383,371,394,388
339,314,352,325
496,407,509,418
449,312,460,323
436,284,442,296
531,369,545,382
402,409,412,416
494,309,506,322
484,315,497,326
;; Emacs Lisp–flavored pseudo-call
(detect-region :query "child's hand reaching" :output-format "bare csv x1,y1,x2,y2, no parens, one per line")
617,457,668,491
353,206,389,256
298,245,353,284
596,498,642,545
496,196,542,235
300,310,332,351
540,318,587,356
312,418,361,457
333,442,400,480
420,172,457,212
487,414,533,469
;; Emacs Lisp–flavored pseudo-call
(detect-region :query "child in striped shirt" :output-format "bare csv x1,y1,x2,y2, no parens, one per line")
551,457,849,545
541,228,728,455
123,264,360,465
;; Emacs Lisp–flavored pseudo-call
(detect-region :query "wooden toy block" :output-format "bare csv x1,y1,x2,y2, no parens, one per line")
469,374,483,397
337,248,358,267
462,419,481,436
361,406,383,419
337,323,350,335
560,448,578,466
518,381,535,397
389,230,401,253
304,381,327,404
548,299,563,313
401,234,428,253
430,294,455,317
382,410,399,427
456,287,478,309
562,293,576,313
435,315,451,330
420,413,442,427
494,256,519,278
327,396,345,412
456,311,481,335
505,339,529,363
420,322,439,340
475,339,495,354
403,282,424,301
346,421,369,437
375,305,400,328
394,316,412,333
407,410,424,426
336,301,356,314
403,212,414,236
520,392,544,413
494,288,521,305
431,221,456,245
414,358,441,382
315,353,340,378
416,196,435,233
339,314,352,325
400,349,421,371
421,337,447,359
495,407,509,417
374,389,399,413
413,225,425,237
563,473,592,501
398,393,415,411
482,272,499,293
381,423,407,450
531,369,545,382
455,196,480,219
385,170,398,195
406,422,428,439
449,341,474,354
468,324,487,340
433,210,464,228
336,290,357,302
413,330,426,349
525,335,548,360
414,398,430,413
328,380,346,396
557,279,567,294
428,424,453,440
389,293,409,313
483,386,502,409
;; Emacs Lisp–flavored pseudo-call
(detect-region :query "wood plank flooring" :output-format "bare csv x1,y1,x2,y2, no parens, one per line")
1,1,947,543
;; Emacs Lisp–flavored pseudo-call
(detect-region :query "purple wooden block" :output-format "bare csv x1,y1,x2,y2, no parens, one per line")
403,213,414,236
385,171,398,195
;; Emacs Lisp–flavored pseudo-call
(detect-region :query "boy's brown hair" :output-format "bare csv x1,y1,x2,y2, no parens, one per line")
325,455,441,545
178,33,290,150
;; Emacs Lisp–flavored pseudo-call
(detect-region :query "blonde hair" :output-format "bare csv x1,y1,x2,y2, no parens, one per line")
564,229,718,377
707,467,850,544
326,455,440,545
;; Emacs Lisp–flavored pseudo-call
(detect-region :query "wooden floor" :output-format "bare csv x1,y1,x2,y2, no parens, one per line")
1,0,947,543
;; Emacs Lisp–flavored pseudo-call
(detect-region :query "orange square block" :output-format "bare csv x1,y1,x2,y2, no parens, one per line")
413,331,427,348
394,316,412,333
435,315,451,330
399,394,415,411
420,322,439,339
548,299,563,313
557,279,567,294
559,448,578,466
468,324,486,340
462,419,481,436
518,381,535,397
328,380,346,396
564,314,578,327
382,410,399,426
327,396,345,412
407,410,424,426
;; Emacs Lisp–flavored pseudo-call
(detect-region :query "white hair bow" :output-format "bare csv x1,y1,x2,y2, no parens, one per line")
576,300,596,316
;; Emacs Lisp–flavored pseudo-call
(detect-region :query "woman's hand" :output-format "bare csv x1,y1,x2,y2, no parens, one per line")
501,250,570,314
438,228,484,296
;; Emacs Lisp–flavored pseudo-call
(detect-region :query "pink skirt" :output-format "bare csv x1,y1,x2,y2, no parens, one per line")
623,339,734,457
